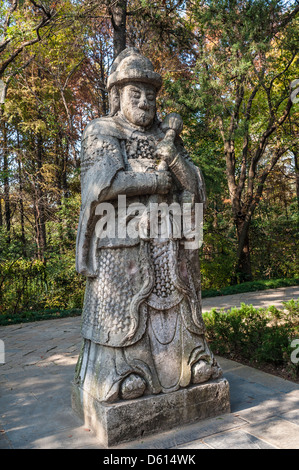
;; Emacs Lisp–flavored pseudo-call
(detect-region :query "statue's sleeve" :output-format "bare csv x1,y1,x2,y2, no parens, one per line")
80,133,124,209
76,128,124,277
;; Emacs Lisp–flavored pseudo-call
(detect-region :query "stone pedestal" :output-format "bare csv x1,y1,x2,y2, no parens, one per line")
71,378,230,447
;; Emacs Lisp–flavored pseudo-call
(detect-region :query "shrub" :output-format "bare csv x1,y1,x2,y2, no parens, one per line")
203,301,299,379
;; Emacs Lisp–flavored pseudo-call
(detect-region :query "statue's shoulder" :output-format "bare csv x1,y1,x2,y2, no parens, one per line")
80,116,126,173
82,116,127,142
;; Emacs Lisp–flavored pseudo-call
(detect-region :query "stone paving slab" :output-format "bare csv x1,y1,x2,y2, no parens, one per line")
233,390,299,424
0,286,299,449
242,416,299,449
220,358,299,393
115,413,246,449
179,429,277,449
201,285,299,312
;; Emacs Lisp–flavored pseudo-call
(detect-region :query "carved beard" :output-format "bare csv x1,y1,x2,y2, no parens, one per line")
125,105,156,128
136,109,154,126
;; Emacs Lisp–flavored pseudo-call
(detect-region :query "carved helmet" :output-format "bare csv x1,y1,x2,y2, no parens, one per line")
107,47,162,92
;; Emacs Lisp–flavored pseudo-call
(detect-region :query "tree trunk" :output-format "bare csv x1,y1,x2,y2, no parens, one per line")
62,149,68,197
55,131,64,250
0,193,2,227
99,44,108,115
294,150,299,213
2,119,11,242
0,119,2,228
110,0,127,59
234,216,253,283
18,160,26,255
225,143,254,284
17,128,26,255
35,132,46,259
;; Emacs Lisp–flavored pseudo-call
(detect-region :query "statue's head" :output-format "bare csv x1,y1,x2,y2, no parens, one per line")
107,48,162,128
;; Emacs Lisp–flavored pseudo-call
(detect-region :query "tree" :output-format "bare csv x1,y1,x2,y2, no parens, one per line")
176,0,299,282
108,0,127,58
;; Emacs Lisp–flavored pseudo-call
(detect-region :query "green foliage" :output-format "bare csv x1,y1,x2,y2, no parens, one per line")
203,301,299,378
43,255,85,310
0,252,85,317
0,307,81,326
251,200,299,280
200,246,235,290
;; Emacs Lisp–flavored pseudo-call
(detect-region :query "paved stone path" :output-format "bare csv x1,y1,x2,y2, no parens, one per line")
0,287,298,449
202,285,299,312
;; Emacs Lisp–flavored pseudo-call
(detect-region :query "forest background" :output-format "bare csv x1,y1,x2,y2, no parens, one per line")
0,0,298,321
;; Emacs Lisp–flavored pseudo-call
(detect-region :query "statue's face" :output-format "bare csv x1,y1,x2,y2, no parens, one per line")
119,82,156,128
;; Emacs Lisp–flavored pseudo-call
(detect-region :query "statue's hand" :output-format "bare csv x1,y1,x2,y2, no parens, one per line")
156,170,172,194
156,129,178,166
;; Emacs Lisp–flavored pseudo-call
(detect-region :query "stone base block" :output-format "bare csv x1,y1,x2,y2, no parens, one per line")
71,378,230,447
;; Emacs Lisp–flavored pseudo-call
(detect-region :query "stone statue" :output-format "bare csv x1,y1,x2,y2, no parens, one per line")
72,48,229,444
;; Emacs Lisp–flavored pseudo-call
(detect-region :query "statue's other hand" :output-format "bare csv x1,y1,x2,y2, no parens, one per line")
156,170,172,194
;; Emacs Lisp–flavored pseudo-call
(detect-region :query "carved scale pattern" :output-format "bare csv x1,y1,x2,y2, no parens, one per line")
82,249,134,337
150,240,176,298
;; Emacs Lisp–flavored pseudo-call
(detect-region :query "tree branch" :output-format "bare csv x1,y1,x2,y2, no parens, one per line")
1,55,35,102
0,4,58,78
247,96,293,200
273,4,299,34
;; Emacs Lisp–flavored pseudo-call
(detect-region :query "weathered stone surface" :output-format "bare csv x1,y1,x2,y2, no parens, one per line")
72,378,230,447
73,46,230,443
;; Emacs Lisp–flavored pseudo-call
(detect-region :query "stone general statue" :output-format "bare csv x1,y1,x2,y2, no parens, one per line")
74,48,223,404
